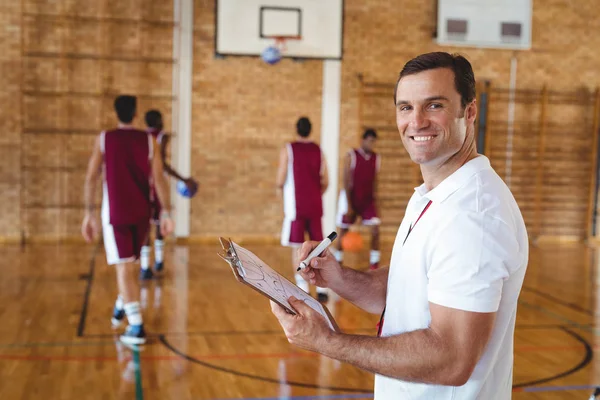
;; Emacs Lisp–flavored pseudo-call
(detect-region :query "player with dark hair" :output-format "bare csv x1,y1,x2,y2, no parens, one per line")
276,116,329,301
335,128,381,269
139,109,198,280
82,95,174,345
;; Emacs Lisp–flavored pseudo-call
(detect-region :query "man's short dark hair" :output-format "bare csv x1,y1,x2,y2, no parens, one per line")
363,129,377,140
394,52,476,109
114,95,136,124
145,109,162,129
296,117,312,137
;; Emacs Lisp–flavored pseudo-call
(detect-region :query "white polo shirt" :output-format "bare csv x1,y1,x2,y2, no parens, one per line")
375,155,528,400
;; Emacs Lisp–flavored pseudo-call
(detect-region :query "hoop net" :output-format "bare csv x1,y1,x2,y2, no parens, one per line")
267,35,302,54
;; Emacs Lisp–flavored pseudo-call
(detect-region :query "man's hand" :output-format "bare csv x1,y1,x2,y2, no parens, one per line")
297,241,344,290
160,211,175,237
184,178,199,195
270,297,334,352
81,212,99,243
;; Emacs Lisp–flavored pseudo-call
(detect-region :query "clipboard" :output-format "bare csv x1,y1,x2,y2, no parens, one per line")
218,237,339,332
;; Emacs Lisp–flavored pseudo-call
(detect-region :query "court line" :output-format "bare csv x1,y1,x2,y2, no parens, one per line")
518,300,598,335
208,384,600,399
78,323,569,341
1,328,590,391
3,337,596,361
512,326,593,388
514,323,588,330
5,276,89,283
82,328,376,339
161,330,593,393
1,340,594,362
77,241,101,337
2,333,581,351
132,345,144,400
0,340,116,349
0,351,318,362
522,286,594,316
210,395,374,400
520,384,600,393
159,335,372,393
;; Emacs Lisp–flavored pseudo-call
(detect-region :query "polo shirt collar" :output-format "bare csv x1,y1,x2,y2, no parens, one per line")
414,155,491,203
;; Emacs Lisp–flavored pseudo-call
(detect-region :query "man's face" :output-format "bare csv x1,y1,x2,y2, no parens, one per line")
361,136,376,153
395,68,476,167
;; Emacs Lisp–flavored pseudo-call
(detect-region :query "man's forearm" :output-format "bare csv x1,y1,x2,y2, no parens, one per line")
160,137,187,182
343,172,353,207
331,266,388,314
320,328,464,386
84,178,97,213
163,163,187,182
154,173,171,212
345,191,353,209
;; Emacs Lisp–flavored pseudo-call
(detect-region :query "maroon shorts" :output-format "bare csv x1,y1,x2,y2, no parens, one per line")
102,221,150,265
336,191,380,229
340,202,380,227
281,216,324,247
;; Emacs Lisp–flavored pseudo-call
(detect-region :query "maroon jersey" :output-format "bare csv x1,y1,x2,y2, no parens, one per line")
101,127,153,225
349,148,379,211
283,141,323,219
147,127,164,144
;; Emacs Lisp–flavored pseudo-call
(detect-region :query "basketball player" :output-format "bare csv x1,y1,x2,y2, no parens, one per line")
276,117,329,301
140,109,198,280
82,95,174,345
334,129,381,270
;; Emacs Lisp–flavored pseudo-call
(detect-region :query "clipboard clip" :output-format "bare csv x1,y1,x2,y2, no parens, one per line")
218,237,246,278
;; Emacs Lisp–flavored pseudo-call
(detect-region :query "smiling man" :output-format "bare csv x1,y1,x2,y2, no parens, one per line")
270,52,529,399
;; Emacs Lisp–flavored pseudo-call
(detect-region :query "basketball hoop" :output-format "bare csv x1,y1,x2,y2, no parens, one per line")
271,35,301,53
261,35,302,65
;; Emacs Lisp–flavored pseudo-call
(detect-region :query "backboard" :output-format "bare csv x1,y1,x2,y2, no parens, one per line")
436,0,532,50
215,0,343,60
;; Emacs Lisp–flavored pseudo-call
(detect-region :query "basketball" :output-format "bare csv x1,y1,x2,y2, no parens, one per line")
177,180,197,198
261,46,281,65
341,231,364,252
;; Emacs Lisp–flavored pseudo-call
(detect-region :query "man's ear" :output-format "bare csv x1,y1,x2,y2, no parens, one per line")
465,100,477,123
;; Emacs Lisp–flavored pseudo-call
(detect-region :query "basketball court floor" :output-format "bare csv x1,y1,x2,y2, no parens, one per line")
1,240,599,399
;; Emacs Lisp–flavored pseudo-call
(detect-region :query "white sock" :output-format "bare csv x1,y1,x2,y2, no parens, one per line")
370,250,381,264
155,240,164,263
334,249,343,262
294,273,309,293
124,302,143,326
115,295,124,311
316,287,328,294
141,246,151,270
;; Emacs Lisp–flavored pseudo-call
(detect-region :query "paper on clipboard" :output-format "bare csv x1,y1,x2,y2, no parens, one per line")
218,237,338,331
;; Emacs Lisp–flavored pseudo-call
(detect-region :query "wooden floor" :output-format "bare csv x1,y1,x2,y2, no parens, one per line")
1,241,600,399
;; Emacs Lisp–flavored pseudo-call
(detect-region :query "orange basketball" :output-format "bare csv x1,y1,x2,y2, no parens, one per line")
341,231,364,252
